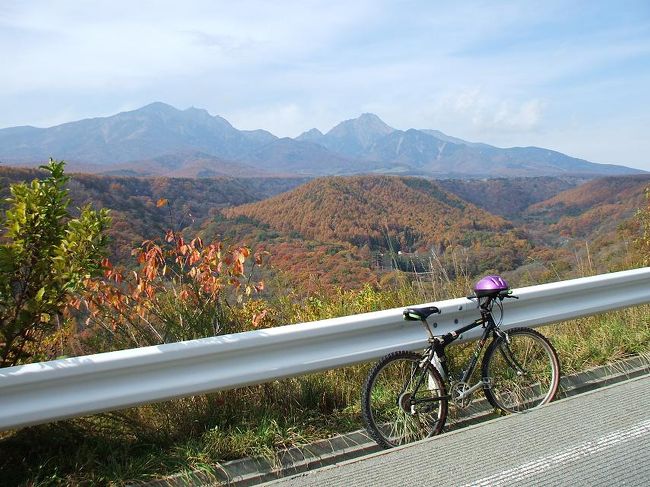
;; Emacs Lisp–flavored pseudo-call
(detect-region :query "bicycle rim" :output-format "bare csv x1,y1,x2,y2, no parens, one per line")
482,328,560,413
362,351,447,448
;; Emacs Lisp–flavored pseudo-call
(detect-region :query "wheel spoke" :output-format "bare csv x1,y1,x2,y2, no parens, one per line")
483,328,559,414
362,351,448,448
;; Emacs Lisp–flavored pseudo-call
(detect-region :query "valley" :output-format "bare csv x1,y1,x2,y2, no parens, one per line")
3,165,646,294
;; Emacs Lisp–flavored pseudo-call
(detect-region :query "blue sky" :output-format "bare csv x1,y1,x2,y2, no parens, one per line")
1,0,649,169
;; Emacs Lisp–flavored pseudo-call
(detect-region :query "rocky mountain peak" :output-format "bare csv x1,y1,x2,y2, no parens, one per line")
133,101,178,115
320,113,395,157
327,113,394,137
296,127,325,142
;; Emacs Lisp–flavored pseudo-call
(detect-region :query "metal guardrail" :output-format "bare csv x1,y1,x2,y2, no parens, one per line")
1,267,649,431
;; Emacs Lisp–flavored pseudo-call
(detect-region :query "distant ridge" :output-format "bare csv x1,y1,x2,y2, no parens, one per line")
0,102,642,178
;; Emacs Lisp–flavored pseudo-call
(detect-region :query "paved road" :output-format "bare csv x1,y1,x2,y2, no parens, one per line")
264,375,650,486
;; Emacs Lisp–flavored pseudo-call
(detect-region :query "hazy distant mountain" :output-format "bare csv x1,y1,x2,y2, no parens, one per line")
418,129,492,149
328,122,639,177
240,129,278,146
365,129,453,170
314,113,396,157
0,103,642,178
296,114,641,177
0,102,271,165
295,128,325,144
242,138,356,175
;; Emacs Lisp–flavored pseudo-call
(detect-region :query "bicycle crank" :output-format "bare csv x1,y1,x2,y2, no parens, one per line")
450,381,474,409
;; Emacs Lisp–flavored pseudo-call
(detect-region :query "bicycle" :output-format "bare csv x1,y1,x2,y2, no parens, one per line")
361,275,560,449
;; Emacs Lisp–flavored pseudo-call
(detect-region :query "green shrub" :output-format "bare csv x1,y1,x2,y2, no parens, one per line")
0,160,110,367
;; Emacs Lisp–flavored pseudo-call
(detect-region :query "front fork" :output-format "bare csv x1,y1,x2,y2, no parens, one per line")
494,330,527,376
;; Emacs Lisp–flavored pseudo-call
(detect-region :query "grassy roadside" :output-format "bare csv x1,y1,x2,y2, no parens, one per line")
1,294,648,486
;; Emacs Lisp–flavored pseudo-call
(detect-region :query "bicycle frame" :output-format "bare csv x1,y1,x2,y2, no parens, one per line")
410,303,503,406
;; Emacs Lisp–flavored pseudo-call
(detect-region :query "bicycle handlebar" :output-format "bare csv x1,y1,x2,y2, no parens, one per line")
502,292,519,299
466,292,519,300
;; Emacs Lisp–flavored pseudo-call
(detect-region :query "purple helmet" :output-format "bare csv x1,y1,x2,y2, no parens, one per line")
474,275,509,298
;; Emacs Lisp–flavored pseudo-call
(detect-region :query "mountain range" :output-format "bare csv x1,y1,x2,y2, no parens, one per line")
0,102,642,178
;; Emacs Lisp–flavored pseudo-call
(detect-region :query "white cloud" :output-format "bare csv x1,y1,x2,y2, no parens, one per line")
489,98,545,131
426,89,546,135
0,0,379,94
228,103,304,136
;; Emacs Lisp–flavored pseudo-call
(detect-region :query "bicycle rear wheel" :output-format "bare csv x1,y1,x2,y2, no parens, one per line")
361,351,448,448
482,327,560,413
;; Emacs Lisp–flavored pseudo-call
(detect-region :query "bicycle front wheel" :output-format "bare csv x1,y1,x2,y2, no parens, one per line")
361,351,448,449
482,327,560,414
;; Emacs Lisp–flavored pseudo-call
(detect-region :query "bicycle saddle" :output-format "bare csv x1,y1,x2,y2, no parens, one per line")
403,306,441,321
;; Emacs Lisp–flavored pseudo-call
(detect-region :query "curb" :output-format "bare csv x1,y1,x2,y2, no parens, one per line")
140,354,649,487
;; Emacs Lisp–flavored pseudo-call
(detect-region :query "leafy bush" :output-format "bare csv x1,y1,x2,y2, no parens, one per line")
76,229,267,350
0,160,110,367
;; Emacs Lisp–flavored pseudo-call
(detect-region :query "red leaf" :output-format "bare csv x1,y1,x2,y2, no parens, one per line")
252,309,269,328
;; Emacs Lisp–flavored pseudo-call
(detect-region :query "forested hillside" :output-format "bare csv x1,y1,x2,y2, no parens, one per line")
524,174,650,245
526,174,650,233
197,213,378,291
223,176,532,275
0,166,307,261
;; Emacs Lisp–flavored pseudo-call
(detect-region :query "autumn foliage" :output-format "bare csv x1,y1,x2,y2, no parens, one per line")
73,230,266,350
0,166,304,264
526,175,650,239
635,187,650,265
223,175,530,276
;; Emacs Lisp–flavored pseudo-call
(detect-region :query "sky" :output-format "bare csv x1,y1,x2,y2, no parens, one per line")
1,0,650,169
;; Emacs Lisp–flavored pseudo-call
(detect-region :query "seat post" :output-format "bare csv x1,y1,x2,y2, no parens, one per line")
420,319,435,341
